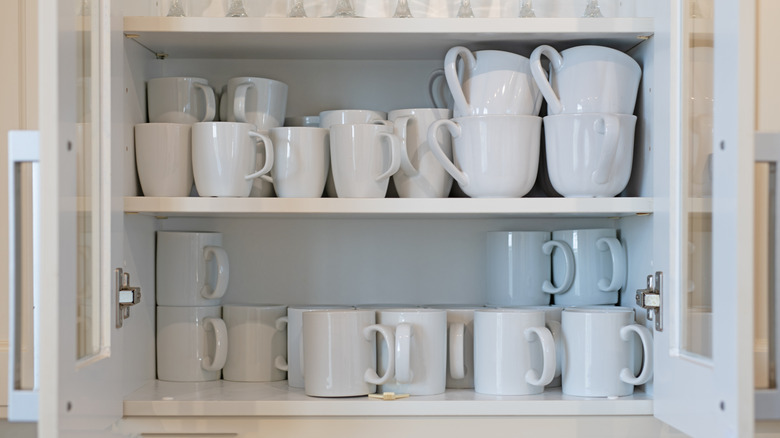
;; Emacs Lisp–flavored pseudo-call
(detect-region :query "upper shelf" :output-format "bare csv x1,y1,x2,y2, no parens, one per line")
123,17,654,60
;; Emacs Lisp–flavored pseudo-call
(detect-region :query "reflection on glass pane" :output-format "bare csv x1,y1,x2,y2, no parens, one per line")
755,163,776,389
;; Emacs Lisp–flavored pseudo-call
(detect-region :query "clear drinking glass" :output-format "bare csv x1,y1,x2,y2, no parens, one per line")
288,0,308,17
582,0,603,17
166,0,185,17
519,0,536,17
457,0,475,17
226,0,248,17
393,0,413,18
326,0,359,17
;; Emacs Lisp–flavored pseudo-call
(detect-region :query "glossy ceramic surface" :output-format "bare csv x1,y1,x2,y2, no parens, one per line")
222,305,288,382
134,123,193,197
156,306,227,382
156,231,228,307
329,123,401,198
267,127,330,198
147,76,216,124
225,76,288,130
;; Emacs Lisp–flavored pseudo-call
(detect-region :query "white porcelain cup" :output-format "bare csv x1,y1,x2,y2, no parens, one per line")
134,123,193,197
329,123,402,198
147,77,216,124
192,122,274,197
225,77,288,130
376,308,447,396
444,47,542,118
561,306,653,397
427,115,541,198
156,306,227,382
156,231,229,307
529,45,642,115
388,108,454,198
423,305,484,389
512,306,564,387
550,228,627,306
222,305,288,382
303,309,395,397
473,308,556,395
544,113,636,198
263,127,330,198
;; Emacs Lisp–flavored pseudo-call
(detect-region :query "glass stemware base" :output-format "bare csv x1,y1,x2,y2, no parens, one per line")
288,1,308,17
226,0,248,17
393,0,413,18
582,0,604,17
325,0,360,17
519,1,536,17
457,0,475,18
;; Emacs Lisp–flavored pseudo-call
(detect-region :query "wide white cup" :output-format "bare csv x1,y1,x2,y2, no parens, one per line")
225,76,288,130
529,45,642,115
473,308,556,395
329,123,402,198
264,127,330,198
511,306,564,387
545,113,637,197
550,228,626,306
388,108,454,198
376,308,447,396
156,306,227,382
423,305,484,389
222,305,288,382
303,309,395,397
444,46,543,118
561,306,653,397
427,115,541,198
156,231,229,307
192,122,274,197
147,77,216,124
486,231,574,306
134,123,193,197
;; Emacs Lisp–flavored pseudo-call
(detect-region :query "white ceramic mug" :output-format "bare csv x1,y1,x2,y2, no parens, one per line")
376,308,447,396
263,127,330,198
486,231,574,306
427,115,541,198
444,47,542,118
156,306,227,382
156,231,229,307
561,306,653,397
134,123,193,197
549,228,627,306
225,76,288,130
544,113,636,197
512,306,564,387
473,308,556,395
192,122,274,197
303,309,395,397
222,305,288,382
388,108,454,198
529,45,642,115
147,77,216,124
423,305,484,389
329,123,402,198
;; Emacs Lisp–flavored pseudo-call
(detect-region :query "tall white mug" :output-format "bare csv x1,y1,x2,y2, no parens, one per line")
512,306,564,387
156,231,229,307
222,305,288,382
264,127,330,198
423,305,484,389
225,76,288,130
134,123,193,197
156,306,227,382
329,123,401,198
147,77,216,124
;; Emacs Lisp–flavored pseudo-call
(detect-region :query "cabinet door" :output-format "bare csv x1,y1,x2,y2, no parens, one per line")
653,0,755,436
37,0,127,436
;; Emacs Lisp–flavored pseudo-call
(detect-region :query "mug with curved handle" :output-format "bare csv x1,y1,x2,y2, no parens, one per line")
193,82,217,122
541,239,574,295
201,317,228,372
529,45,565,115
448,322,466,380
274,316,289,372
201,246,229,300
596,236,627,292
522,325,556,387
245,131,274,181
618,324,653,386
362,324,396,386
427,69,453,110
329,124,402,198
226,77,288,130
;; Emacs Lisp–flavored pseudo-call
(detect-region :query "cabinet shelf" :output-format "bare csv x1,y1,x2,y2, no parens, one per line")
123,17,654,59
123,380,652,417
124,196,653,219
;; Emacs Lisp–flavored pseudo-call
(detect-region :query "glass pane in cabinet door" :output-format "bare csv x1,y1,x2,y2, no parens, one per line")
681,0,714,359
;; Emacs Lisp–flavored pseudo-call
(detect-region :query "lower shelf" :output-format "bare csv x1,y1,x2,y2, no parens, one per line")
123,380,653,417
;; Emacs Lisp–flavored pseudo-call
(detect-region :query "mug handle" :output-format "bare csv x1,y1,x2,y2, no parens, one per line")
541,240,574,294
201,246,229,300
427,68,450,110
546,320,563,379
596,236,627,292
363,324,395,385
523,326,556,387
619,323,654,386
245,131,274,180
448,322,466,380
392,115,420,177
233,81,254,123
274,316,289,372
194,82,216,122
529,45,564,115
201,317,228,372
394,323,413,384
426,119,469,188
375,131,402,182
591,114,621,185
443,46,476,116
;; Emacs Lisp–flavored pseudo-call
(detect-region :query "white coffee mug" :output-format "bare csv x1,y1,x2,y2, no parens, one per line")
156,306,227,382
134,123,193,197
512,306,563,387
303,309,395,397
225,76,288,130
561,306,653,397
486,231,574,306
147,77,216,124
222,305,288,382
423,305,484,389
389,108,454,198
263,127,330,198
529,45,642,115
444,47,542,118
329,123,402,198
156,231,229,307
427,115,541,198
376,308,447,396
192,122,274,197
549,228,627,306
473,308,556,395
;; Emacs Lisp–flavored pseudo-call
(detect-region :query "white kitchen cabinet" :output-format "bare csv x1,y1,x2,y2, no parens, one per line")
30,0,759,436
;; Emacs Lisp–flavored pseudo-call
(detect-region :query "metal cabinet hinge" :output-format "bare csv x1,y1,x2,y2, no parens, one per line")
116,268,141,328
636,271,663,332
